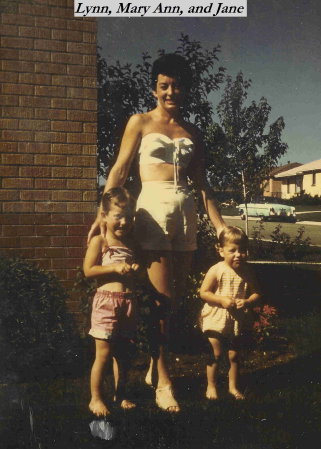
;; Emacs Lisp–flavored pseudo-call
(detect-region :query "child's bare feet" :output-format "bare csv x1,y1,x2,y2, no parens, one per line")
229,389,245,400
89,398,110,416
206,385,218,400
120,399,136,410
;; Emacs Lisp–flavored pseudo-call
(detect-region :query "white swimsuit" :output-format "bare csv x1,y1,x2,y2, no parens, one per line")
135,133,197,252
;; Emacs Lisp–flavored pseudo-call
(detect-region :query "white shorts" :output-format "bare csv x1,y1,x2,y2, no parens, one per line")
134,181,197,251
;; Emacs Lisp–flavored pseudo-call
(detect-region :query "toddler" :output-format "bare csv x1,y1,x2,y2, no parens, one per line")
83,187,140,416
200,226,261,400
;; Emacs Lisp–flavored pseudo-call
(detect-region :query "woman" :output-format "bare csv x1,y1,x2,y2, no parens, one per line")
88,54,226,412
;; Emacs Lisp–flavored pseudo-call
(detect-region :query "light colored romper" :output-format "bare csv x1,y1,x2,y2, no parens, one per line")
201,261,252,338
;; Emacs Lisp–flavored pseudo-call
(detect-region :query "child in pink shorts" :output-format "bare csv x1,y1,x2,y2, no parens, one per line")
83,187,140,417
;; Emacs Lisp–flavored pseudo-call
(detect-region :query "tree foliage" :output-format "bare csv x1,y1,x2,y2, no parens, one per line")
97,34,225,189
209,72,288,198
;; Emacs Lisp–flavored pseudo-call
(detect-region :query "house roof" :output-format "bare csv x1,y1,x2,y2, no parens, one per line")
275,158,321,178
270,162,302,176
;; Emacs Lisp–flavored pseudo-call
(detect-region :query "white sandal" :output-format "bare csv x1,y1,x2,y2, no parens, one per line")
155,385,180,412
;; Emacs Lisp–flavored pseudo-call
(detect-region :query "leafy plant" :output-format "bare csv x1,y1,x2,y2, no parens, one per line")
252,304,279,346
270,224,311,260
0,253,82,381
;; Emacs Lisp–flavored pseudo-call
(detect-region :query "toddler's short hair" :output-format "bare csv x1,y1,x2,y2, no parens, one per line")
101,187,136,214
151,53,193,91
218,226,249,248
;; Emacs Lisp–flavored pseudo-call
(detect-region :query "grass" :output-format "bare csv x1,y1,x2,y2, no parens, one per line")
1,311,321,449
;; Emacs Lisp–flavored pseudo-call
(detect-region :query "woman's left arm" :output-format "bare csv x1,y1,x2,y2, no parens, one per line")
188,131,226,236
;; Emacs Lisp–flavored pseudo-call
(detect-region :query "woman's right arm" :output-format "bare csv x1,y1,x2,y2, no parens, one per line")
87,114,143,243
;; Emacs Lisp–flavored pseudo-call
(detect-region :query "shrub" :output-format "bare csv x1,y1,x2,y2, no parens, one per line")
252,304,279,347
285,193,321,206
0,253,82,381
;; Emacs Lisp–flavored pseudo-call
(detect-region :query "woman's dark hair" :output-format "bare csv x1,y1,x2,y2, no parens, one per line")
151,53,193,91
101,187,136,214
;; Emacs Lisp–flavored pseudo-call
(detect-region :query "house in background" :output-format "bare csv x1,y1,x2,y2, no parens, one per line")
274,158,321,199
262,162,302,198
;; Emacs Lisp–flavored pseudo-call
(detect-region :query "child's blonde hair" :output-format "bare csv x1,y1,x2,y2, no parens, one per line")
101,187,136,214
218,226,249,248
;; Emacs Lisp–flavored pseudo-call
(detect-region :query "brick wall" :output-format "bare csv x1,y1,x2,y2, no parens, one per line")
0,0,98,317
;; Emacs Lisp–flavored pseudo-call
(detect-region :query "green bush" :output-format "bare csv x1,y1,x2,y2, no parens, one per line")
285,193,321,206
0,253,82,381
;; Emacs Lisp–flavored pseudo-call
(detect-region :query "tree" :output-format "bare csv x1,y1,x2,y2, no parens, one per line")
211,72,288,233
97,34,225,195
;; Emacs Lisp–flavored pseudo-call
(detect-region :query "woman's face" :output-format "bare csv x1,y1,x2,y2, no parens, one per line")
153,74,186,112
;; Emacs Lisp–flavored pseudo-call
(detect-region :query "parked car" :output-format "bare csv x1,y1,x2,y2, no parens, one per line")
238,199,296,222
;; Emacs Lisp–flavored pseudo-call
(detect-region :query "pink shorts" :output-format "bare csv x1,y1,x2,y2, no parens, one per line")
89,289,137,341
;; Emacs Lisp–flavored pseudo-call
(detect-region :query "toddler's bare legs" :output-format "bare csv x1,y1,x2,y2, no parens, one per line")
113,351,136,410
206,338,221,399
89,339,112,416
228,349,245,399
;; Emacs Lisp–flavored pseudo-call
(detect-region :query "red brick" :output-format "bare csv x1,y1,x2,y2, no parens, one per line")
67,179,97,189
67,133,96,144
51,143,79,154
0,190,19,201
3,106,34,119
0,237,19,248
51,29,83,42
83,191,97,202
35,179,66,189
3,178,33,189
35,247,66,258
2,13,35,27
83,55,97,66
0,214,19,225
52,75,82,87
35,62,67,74
67,64,96,77
67,156,95,167
19,26,51,39
34,39,66,52
52,191,82,201
35,85,66,97
67,87,97,100
34,225,67,236
82,145,97,155
19,3,51,16
3,202,34,213
82,168,97,178
84,214,96,225
51,98,83,109
83,77,97,88
51,236,82,247
2,83,34,95
51,121,82,132
66,247,85,258
19,49,50,62
35,109,66,120
19,142,50,153
67,225,89,236
67,203,96,213
2,130,34,142
20,166,51,177
22,236,50,247
50,6,74,19
19,119,50,131
34,259,52,270
68,19,96,32
50,213,84,225
20,96,51,108
51,52,82,65
35,202,67,213
19,73,51,84
67,110,96,122
0,166,19,176
19,214,51,225
3,225,35,236
35,132,66,143
6,248,36,259
83,123,97,133
0,71,19,83
34,154,67,165
51,167,82,178
4,59,35,72
1,36,34,50
52,258,81,269
0,142,18,152
35,16,67,29
0,118,18,130
1,48,20,60
0,95,19,106
20,190,51,201
83,100,96,111
83,32,97,44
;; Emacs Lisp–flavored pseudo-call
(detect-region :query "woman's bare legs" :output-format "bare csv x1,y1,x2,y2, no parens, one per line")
89,339,112,416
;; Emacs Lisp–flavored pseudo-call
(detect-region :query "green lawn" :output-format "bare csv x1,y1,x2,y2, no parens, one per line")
1,311,320,449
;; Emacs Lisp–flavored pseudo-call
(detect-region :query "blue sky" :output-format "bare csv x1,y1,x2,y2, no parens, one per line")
98,0,321,165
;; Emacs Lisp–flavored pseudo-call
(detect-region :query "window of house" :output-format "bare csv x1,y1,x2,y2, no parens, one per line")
312,172,316,186
287,178,290,194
